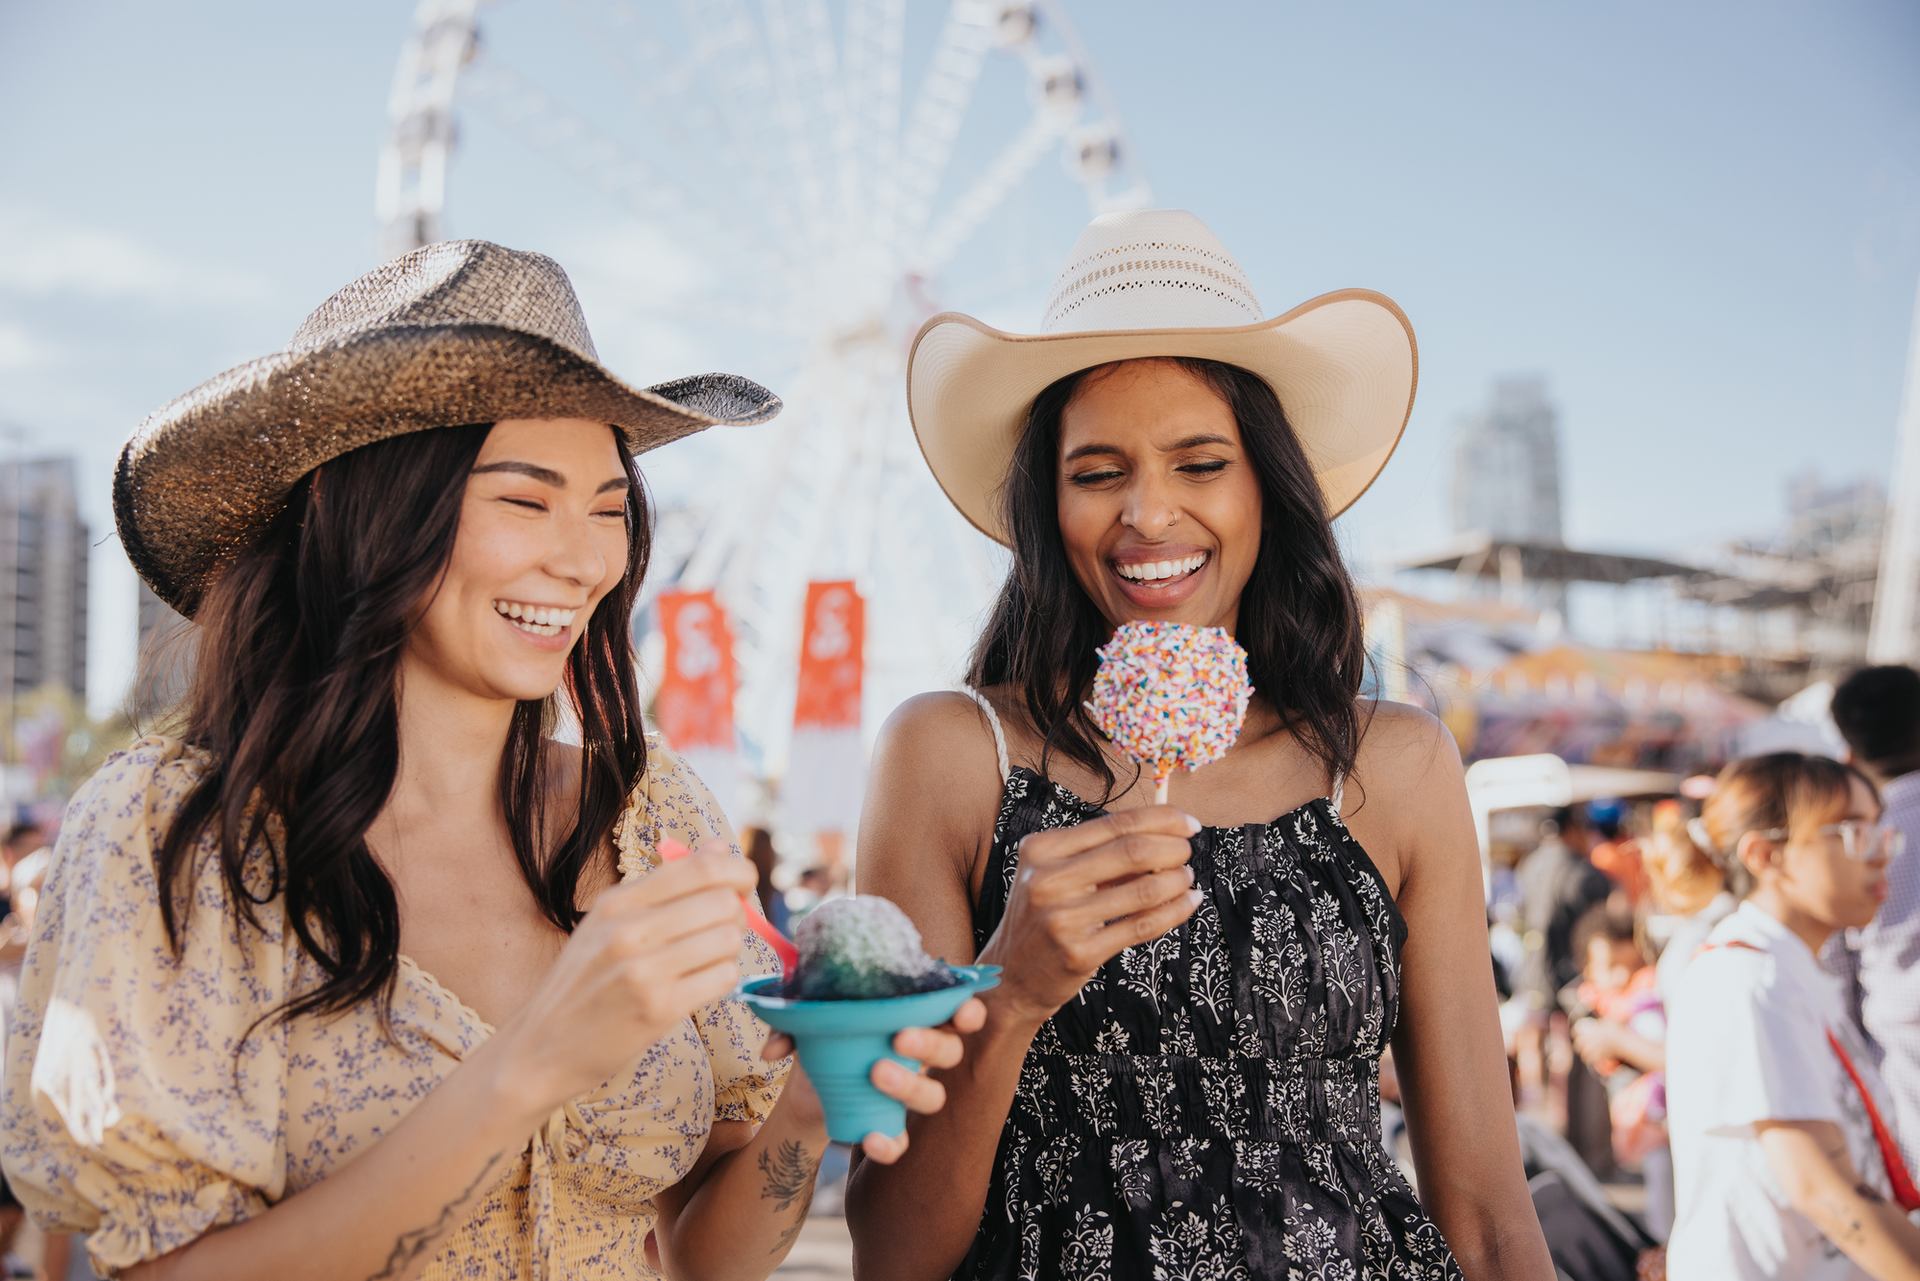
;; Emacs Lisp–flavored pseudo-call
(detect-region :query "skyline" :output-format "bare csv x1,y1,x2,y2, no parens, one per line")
2,1,1916,714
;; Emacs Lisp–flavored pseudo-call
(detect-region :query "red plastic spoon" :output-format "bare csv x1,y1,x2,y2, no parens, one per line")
658,838,799,983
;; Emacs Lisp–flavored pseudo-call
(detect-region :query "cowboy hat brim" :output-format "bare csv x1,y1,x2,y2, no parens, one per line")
906,288,1417,545
116,322,781,616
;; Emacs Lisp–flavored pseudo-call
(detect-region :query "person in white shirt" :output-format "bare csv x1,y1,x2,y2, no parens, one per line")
1829,665,1920,1180
1667,751,1920,1280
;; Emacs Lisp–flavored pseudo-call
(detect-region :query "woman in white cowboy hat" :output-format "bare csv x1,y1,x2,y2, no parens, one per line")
0,240,981,1280
845,210,1551,1278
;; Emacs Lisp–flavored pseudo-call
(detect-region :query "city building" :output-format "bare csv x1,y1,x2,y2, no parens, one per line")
1451,375,1565,546
131,577,193,720
0,458,89,704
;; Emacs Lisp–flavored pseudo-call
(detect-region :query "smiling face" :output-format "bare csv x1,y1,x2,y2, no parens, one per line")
403,418,634,705
1055,359,1263,633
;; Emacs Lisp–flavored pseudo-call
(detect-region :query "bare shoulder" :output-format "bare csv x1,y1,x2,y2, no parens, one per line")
864,690,1006,857
1352,700,1465,790
860,692,1004,957
1347,701,1474,894
873,689,1002,773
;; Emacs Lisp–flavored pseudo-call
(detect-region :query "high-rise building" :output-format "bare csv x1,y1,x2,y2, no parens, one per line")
1451,376,1565,545
0,458,89,703
132,578,193,720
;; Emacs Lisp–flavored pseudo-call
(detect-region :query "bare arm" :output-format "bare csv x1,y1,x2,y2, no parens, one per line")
1757,1120,1920,1281
1372,706,1554,1279
656,991,980,1281
1571,1016,1665,1074
843,694,1040,1279
654,1106,829,1278
843,694,1199,1280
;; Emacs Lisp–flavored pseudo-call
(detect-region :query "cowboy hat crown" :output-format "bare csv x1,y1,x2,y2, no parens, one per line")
117,239,780,616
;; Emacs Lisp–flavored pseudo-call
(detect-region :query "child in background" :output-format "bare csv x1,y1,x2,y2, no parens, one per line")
1569,906,1670,1172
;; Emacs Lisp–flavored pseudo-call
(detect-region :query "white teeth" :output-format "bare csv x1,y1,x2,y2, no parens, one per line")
1115,553,1207,583
493,601,578,633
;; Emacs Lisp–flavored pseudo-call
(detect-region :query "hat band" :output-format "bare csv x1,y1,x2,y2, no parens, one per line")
1043,255,1262,331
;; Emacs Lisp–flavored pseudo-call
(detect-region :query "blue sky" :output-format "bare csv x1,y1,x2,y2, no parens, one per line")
2,0,1916,714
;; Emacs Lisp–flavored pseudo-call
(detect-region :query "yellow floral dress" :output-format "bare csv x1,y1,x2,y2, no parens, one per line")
0,736,790,1279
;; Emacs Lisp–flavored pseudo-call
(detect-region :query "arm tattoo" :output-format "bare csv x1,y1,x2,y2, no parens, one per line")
365,1153,503,1281
757,1139,819,1255
1813,1192,1869,1249
757,1140,817,1212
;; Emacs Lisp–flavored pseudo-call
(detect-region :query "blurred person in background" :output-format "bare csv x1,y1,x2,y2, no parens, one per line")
1642,798,1738,1010
1568,903,1672,1238
1587,799,1649,909
1516,805,1617,1170
1667,752,1918,1280
0,823,46,955
740,826,792,936
0,822,45,1278
1829,664,1920,1179
1518,806,1616,1012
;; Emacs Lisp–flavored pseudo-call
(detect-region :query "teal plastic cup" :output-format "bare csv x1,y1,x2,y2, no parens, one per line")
739,964,1002,1144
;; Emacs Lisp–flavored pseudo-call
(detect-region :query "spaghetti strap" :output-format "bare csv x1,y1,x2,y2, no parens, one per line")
957,686,1010,783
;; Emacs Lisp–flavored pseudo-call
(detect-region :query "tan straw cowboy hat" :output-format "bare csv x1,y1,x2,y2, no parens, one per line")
907,209,1417,544
116,238,782,616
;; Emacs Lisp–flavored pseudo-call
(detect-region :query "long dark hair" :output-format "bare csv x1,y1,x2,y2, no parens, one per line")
967,357,1369,804
154,423,651,1025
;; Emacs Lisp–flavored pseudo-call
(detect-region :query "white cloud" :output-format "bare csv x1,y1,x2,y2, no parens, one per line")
0,205,270,305
0,320,58,371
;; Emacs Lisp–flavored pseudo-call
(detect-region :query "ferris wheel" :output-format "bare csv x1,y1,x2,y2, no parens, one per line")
377,0,1151,777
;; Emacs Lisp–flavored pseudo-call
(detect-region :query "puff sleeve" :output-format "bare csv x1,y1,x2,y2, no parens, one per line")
0,739,291,1275
622,743,792,1126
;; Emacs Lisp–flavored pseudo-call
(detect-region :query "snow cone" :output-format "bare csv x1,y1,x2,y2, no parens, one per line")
738,896,999,1143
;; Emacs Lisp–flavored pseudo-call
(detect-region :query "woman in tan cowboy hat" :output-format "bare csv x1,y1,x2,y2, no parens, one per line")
0,240,980,1280
846,210,1551,1278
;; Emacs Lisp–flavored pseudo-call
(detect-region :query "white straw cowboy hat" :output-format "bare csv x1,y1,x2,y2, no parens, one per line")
907,209,1417,544
116,238,781,616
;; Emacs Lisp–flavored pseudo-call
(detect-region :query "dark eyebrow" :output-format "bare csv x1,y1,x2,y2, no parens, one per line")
471,461,629,495
1166,433,1236,452
1061,433,1237,464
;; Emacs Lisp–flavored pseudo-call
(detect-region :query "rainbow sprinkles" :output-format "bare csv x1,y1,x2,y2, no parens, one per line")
1086,620,1254,802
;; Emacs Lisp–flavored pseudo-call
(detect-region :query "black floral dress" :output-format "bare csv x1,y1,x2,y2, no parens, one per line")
956,763,1465,1281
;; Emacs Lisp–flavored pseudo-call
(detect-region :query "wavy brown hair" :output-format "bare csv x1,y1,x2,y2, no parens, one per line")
968,357,1370,804
153,423,651,1025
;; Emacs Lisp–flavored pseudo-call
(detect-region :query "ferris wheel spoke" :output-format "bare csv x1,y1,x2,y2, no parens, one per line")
570,0,819,267
889,1,996,260
668,2,802,241
744,4,833,257
913,108,1071,276
378,0,484,254
459,60,785,277
843,0,906,249
556,0,802,261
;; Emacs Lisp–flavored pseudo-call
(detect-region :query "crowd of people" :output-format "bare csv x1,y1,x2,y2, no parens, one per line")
1479,663,1920,1280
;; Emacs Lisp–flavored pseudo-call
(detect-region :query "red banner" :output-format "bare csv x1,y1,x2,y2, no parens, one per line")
655,589,736,752
794,580,864,731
